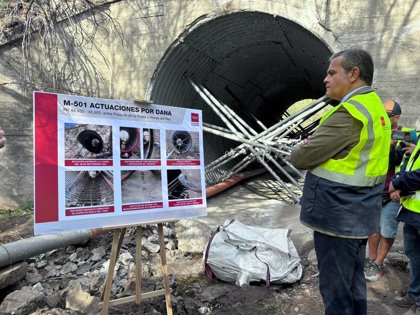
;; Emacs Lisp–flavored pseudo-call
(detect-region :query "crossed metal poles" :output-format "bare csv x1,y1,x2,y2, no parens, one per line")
189,78,333,203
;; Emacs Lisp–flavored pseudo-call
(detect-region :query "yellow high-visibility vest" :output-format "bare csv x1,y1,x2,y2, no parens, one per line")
395,127,418,174
400,142,420,213
311,92,391,186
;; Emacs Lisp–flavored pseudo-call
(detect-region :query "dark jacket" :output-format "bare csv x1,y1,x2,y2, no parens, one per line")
392,168,420,230
299,172,382,238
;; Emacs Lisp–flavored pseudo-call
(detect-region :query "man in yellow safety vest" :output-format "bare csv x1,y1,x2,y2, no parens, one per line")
365,100,416,282
291,48,391,315
389,139,420,314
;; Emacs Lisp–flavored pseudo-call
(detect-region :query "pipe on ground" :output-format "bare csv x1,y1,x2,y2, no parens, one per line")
0,228,110,269
206,168,266,198
0,169,265,269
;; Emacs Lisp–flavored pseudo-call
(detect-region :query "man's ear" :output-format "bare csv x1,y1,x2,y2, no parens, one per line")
350,67,360,83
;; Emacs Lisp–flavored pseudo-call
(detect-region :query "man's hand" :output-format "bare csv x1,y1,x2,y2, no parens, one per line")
299,138,309,146
389,181,401,200
0,128,6,149
389,181,396,193
390,190,401,201
402,141,415,155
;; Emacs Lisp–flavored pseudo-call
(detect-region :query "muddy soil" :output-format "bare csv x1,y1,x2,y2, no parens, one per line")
0,214,413,315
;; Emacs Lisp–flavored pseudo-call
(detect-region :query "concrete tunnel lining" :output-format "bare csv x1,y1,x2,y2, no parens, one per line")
149,11,332,184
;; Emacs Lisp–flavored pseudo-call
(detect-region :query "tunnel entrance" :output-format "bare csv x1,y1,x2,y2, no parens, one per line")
149,11,332,191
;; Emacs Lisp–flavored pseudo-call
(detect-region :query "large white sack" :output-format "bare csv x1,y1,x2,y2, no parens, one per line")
204,219,302,287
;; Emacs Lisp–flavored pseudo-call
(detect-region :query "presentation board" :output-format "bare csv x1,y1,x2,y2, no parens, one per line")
34,92,206,235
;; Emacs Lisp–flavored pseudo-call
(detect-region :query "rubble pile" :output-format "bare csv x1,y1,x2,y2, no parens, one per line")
0,222,191,314
0,219,413,315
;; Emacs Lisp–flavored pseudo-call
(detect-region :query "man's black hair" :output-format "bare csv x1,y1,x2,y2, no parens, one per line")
330,49,374,85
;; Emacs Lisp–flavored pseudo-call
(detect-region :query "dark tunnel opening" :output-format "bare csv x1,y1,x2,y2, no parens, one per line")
149,11,332,185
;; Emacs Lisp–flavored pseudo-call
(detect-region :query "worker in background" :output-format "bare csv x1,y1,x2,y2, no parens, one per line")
0,126,6,148
291,48,391,315
389,139,420,314
365,100,414,281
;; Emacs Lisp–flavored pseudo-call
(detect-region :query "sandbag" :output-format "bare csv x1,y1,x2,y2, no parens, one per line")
204,219,302,287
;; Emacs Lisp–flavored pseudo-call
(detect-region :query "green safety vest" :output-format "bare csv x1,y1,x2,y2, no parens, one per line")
395,127,418,174
311,92,391,186
400,142,420,213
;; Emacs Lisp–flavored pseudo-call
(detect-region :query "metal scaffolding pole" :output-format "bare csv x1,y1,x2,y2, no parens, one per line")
189,77,333,202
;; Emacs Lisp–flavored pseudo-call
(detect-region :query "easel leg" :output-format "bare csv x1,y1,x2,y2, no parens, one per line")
101,228,126,315
158,223,173,315
135,226,142,304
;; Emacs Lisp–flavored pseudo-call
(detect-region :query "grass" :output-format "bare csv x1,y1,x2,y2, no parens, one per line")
260,294,285,314
0,205,33,221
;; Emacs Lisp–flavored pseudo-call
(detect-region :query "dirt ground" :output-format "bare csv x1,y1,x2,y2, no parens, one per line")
0,213,33,244
0,213,413,315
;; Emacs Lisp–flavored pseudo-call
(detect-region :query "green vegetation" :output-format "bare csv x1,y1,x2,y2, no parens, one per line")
287,98,332,128
288,99,315,113
0,205,33,220
260,295,284,314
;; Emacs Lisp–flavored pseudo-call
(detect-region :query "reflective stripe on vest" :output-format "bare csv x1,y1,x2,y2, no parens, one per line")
401,143,420,213
311,96,390,187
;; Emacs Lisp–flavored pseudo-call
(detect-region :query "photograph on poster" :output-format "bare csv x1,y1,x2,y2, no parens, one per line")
65,170,114,208
121,170,162,204
65,123,112,159
120,127,140,159
167,169,202,200
142,128,161,160
166,130,200,160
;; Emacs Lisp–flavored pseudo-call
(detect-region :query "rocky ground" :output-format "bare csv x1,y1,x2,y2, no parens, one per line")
0,212,413,315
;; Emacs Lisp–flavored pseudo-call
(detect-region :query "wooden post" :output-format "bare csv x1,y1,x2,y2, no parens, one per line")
99,223,173,314
101,228,125,314
158,223,173,315
135,226,142,304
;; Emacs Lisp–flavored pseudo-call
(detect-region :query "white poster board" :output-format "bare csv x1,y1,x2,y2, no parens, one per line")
34,92,206,235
